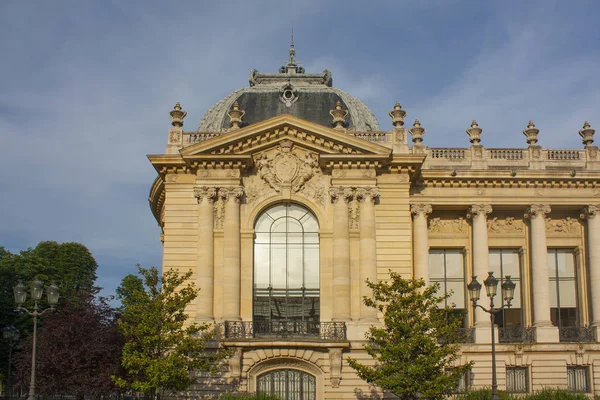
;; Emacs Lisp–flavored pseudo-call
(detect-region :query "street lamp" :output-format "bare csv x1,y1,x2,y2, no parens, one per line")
13,277,59,400
3,325,20,399
467,272,516,400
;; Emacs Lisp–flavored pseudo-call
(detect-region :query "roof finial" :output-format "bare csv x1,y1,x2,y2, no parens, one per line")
288,29,296,67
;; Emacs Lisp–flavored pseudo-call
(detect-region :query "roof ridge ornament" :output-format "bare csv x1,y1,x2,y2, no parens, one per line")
280,31,305,75
523,120,539,147
409,119,425,145
389,102,406,128
227,102,245,130
169,102,187,127
466,120,483,145
330,101,348,131
579,121,595,148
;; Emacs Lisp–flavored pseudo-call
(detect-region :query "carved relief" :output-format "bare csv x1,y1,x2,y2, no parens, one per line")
487,217,524,234
329,349,342,388
349,200,359,229
214,197,225,229
546,217,578,234
253,141,320,193
165,174,178,183
168,129,181,144
429,217,467,234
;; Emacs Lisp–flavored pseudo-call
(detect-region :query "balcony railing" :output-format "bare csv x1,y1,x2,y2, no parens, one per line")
223,321,347,341
559,326,596,343
499,327,536,343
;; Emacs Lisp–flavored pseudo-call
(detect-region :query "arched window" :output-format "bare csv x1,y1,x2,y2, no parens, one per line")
257,369,316,400
254,203,319,336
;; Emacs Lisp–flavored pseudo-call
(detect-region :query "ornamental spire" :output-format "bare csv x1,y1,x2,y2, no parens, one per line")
280,30,305,74
289,29,296,66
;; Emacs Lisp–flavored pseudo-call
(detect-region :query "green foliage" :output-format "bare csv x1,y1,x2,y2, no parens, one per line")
218,394,280,399
347,272,472,400
457,388,596,400
114,265,228,397
0,241,98,390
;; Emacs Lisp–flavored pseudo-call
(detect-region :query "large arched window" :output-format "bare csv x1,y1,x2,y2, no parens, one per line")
257,369,316,400
254,203,319,336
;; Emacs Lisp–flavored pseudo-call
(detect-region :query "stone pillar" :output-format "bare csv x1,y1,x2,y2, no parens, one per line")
221,186,244,321
582,205,600,340
526,204,558,342
411,204,432,284
357,187,380,322
468,205,492,326
194,186,217,321
330,187,353,321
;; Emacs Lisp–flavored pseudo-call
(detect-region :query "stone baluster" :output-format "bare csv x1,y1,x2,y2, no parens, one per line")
582,205,600,341
526,204,558,342
356,187,380,322
194,186,217,321
330,187,353,321
221,186,244,321
468,205,493,337
411,204,432,285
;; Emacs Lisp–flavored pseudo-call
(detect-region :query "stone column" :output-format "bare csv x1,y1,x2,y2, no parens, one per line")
526,204,558,342
357,187,380,322
194,186,217,321
468,205,493,328
221,186,244,321
411,204,432,285
582,205,600,340
330,187,353,321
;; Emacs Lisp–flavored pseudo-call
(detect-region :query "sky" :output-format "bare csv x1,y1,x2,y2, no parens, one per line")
1,0,599,298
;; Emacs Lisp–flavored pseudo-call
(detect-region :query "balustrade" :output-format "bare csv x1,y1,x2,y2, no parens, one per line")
223,321,347,341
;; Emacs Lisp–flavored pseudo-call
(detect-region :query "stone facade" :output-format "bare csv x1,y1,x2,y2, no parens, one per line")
148,53,600,398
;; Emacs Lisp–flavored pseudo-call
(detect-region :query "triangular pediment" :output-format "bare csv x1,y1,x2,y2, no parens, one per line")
180,114,392,157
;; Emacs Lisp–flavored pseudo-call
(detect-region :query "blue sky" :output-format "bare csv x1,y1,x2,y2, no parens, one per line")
1,0,599,298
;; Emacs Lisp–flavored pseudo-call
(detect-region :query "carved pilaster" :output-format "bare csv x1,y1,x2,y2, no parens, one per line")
581,205,600,220
329,186,354,203
356,187,380,203
467,204,492,219
525,204,551,219
229,348,242,380
193,186,217,204
220,186,244,203
411,204,432,218
329,348,342,388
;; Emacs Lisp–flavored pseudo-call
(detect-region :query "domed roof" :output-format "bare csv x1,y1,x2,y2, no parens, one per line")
197,45,379,132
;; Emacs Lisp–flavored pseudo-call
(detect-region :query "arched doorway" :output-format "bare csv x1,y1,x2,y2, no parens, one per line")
253,203,320,336
257,369,316,400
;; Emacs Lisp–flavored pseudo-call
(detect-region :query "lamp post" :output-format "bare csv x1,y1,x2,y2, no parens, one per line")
3,325,20,399
13,277,59,400
467,272,516,400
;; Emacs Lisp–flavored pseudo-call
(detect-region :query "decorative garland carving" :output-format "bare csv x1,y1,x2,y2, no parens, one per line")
214,197,225,229
348,200,359,229
487,217,524,234
429,217,467,234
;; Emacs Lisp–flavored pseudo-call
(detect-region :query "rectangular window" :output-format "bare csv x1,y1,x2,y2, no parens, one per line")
489,249,522,328
506,367,529,393
567,366,589,392
548,249,578,327
429,249,466,327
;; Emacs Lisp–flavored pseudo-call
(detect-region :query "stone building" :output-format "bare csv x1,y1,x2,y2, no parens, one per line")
148,45,600,399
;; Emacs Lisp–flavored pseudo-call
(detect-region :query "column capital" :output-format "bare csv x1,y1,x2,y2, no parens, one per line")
193,186,217,204
329,186,354,203
410,204,432,218
467,204,492,219
220,186,244,203
356,187,380,202
525,204,551,219
581,205,600,220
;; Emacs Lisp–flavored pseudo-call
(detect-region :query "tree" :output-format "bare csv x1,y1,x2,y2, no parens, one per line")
13,291,124,399
347,273,472,400
114,266,228,398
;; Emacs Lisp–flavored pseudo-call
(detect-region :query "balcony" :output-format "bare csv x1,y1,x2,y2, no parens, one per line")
223,320,347,341
499,327,536,343
559,326,596,343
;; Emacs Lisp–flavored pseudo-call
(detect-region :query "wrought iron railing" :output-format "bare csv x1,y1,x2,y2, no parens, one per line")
223,321,347,341
499,327,535,343
559,326,596,343
439,328,475,344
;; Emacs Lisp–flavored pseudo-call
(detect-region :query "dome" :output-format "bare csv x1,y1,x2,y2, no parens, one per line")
197,46,380,132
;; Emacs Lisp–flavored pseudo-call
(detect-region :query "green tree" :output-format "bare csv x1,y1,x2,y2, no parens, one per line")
114,265,228,398
347,272,472,400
